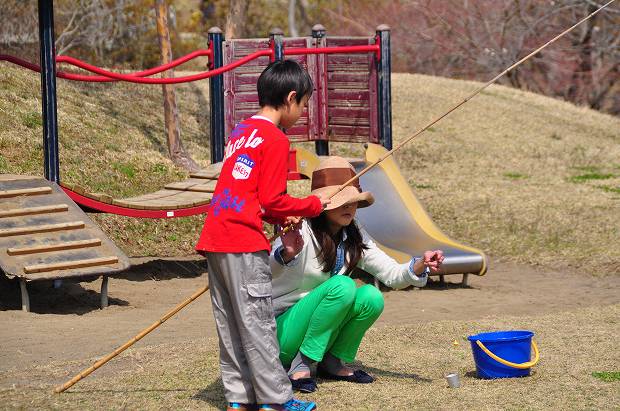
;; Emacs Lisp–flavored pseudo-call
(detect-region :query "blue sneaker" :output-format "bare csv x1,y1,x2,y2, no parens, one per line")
259,398,317,411
227,403,257,411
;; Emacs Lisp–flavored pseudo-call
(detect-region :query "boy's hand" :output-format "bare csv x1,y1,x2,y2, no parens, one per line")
281,224,304,262
283,216,301,227
423,250,444,273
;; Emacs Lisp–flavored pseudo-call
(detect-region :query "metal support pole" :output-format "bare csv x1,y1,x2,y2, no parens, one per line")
20,278,30,312
39,0,60,183
376,25,392,151
100,275,109,309
312,24,329,156
270,28,284,62
208,27,225,164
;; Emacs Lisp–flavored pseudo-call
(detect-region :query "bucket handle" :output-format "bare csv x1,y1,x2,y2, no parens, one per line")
475,339,540,369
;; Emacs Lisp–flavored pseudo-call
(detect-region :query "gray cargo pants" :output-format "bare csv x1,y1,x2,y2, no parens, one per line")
206,251,293,405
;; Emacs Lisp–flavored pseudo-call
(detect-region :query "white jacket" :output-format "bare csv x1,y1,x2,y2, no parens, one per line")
270,219,427,316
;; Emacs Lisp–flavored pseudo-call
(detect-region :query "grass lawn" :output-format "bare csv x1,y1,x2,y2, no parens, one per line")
1,304,618,410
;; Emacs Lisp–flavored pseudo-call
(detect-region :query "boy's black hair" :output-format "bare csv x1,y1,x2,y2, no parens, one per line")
257,60,313,108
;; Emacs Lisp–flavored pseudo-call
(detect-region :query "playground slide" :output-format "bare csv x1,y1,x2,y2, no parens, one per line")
294,144,487,279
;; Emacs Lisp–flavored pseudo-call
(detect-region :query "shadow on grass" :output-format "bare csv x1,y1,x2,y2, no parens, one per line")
0,274,129,315
347,361,433,382
192,376,226,410
112,258,208,282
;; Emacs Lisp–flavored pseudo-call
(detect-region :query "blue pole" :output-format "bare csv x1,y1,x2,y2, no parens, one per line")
39,0,60,183
376,25,392,151
270,27,284,61
208,27,225,164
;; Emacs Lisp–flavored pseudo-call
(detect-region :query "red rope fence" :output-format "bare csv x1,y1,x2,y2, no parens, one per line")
0,49,213,83
0,44,380,84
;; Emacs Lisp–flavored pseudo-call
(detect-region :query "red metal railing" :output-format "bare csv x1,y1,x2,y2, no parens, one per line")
285,44,380,60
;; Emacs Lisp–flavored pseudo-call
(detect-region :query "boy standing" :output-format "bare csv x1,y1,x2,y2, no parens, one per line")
196,60,328,411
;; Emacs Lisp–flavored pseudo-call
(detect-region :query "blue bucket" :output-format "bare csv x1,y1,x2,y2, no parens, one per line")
467,330,539,379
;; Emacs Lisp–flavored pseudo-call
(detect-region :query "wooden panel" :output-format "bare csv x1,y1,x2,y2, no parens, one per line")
0,204,68,218
314,36,328,141
69,184,87,196
8,238,102,255
326,37,378,144
224,39,271,139
0,221,85,237
0,186,52,198
190,168,221,180
0,177,130,280
24,256,119,274
164,179,217,192
223,37,318,143
120,189,181,202
117,190,212,210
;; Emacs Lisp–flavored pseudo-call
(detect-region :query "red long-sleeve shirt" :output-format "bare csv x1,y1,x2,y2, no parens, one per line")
196,116,323,253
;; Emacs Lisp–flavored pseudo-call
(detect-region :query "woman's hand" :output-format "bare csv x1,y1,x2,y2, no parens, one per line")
281,221,304,263
423,250,444,273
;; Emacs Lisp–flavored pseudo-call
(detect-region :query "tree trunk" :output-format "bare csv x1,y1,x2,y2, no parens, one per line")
155,0,200,172
288,0,298,37
225,0,249,39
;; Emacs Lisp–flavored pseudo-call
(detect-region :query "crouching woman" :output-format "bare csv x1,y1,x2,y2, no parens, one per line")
270,156,444,393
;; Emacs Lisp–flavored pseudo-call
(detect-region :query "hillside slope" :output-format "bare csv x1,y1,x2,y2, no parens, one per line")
1,65,618,273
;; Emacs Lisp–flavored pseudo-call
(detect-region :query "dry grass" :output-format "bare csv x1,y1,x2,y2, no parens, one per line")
1,66,619,271
2,304,618,410
331,76,620,274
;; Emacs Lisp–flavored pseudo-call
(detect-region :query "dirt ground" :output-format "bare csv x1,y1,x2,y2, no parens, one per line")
1,257,618,378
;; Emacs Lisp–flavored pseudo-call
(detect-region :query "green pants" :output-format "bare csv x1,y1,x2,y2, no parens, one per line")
276,275,384,365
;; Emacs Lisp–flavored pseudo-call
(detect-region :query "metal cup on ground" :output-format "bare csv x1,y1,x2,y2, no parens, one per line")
446,373,460,388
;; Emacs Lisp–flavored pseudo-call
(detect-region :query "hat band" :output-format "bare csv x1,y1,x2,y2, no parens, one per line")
311,167,361,191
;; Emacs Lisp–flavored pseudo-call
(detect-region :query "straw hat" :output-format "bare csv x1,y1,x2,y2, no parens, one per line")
310,156,374,211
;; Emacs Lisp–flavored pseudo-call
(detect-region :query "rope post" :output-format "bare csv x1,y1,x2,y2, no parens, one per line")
270,27,284,62
38,0,60,183
208,27,225,164
312,24,329,157
376,24,392,151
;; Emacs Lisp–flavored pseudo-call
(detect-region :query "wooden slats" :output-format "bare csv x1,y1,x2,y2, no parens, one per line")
23,256,119,274
190,172,219,180
165,180,217,193
0,187,52,199
0,176,131,284
0,221,85,237
7,239,102,256
0,204,69,218
61,166,220,210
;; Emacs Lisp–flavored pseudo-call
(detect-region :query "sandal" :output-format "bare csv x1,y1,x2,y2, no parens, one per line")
290,377,317,393
317,366,374,384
